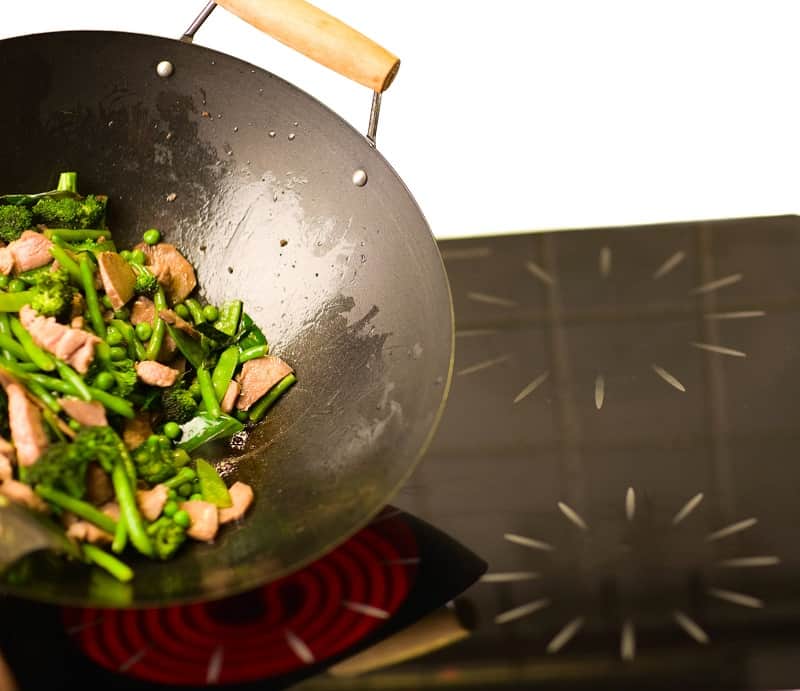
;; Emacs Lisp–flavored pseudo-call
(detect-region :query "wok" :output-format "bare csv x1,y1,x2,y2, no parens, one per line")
0,0,453,606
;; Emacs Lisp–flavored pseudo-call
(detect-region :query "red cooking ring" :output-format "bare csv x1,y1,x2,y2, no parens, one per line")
62,514,419,686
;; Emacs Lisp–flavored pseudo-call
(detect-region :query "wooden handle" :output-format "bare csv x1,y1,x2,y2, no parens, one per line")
215,0,400,92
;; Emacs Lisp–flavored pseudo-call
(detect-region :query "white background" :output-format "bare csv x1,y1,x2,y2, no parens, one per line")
2,1,800,239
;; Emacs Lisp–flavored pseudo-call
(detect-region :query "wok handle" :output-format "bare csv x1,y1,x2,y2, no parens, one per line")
215,0,400,92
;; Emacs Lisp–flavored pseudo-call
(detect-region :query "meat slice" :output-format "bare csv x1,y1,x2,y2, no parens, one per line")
159,308,200,338
0,479,47,511
220,380,240,414
97,251,135,310
136,360,179,387
123,413,153,450
0,368,47,466
0,456,12,481
66,502,119,544
135,242,197,303
0,247,14,276
59,398,107,427
218,481,254,524
130,296,155,326
85,463,113,505
180,500,219,542
8,230,53,272
236,356,294,411
19,305,100,374
136,484,169,521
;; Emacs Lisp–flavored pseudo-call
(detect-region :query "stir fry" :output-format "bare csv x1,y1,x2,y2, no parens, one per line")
0,173,296,582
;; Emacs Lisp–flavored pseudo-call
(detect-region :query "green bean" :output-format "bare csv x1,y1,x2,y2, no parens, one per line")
27,380,61,413
89,387,135,419
184,298,205,325
111,514,128,555
0,291,36,312
0,333,29,361
35,485,117,534
211,346,239,401
28,372,73,395
43,229,110,241
83,544,133,583
111,461,153,558
238,344,268,363
110,319,145,360
9,316,55,371
214,300,242,337
56,171,77,193
144,288,167,360
249,373,297,422
0,313,13,360
54,359,91,402
48,245,82,285
79,257,106,338
15,362,40,372
196,365,221,418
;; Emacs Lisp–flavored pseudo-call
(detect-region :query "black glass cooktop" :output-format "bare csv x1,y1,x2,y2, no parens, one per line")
301,214,800,690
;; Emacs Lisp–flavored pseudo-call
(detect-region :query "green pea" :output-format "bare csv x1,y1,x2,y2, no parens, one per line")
173,449,191,467
163,421,182,440
135,322,152,341
202,304,219,322
187,380,201,400
114,307,130,321
105,327,123,346
68,419,81,431
173,509,190,528
109,346,127,361
167,488,177,500
158,435,172,450
162,500,178,517
8,279,25,293
0,275,9,289
94,371,115,391
119,250,132,261
177,483,193,498
100,295,114,309
174,303,190,320
131,249,146,265
189,493,203,502
143,228,161,245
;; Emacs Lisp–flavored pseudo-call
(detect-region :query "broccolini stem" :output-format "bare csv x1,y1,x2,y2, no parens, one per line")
54,359,91,401
162,466,196,490
238,344,268,363
83,544,134,583
196,365,221,418
0,332,29,361
26,380,61,413
56,172,78,194
0,291,37,312
35,485,117,534
26,370,134,417
27,372,72,394
184,298,205,324
9,316,55,371
0,313,15,360
112,461,153,558
43,229,109,241
110,319,145,360
49,245,82,285
211,346,239,401
144,288,167,360
79,257,106,338
249,373,297,422
111,514,128,554
88,388,135,419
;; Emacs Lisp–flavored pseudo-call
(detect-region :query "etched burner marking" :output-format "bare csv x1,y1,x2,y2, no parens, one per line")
672,492,704,525
514,371,550,404
705,310,766,320
285,630,315,664
689,273,743,295
457,354,512,377
653,251,686,279
456,328,499,338
495,598,551,625
119,647,148,673
440,246,491,261
625,487,636,521
466,291,518,308
673,611,710,644
690,342,747,358
717,556,780,568
525,260,555,286
706,518,758,542
480,571,540,583
708,588,764,609
546,617,585,654
343,601,391,619
651,364,686,392
504,533,555,551
620,619,636,661
599,246,612,277
558,501,589,531
594,374,605,410
206,646,224,684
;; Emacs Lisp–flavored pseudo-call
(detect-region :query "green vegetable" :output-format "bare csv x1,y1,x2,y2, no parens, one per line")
55,359,91,401
238,313,267,351
177,412,243,453
79,257,106,338
132,436,191,484
83,543,133,583
211,346,239,400
195,458,232,508
131,249,145,265
0,275,8,289
202,304,219,322
0,332,29,361
0,205,32,242
163,466,196,490
90,386,136,418
214,300,242,337
196,365,221,418
57,172,77,193
32,194,106,229
147,516,187,560
42,228,108,242
163,421,182,441
29,268,74,319
143,228,161,245
111,515,127,554
27,380,61,414
174,303,190,320
9,317,55,371
35,486,117,534
250,373,297,422
110,319,145,360
93,371,114,391
238,344,268,363
163,321,204,369
109,346,126,361
135,322,152,341
105,326,122,346
48,244,82,285
173,509,190,528
184,298,205,325
163,500,178,517
144,288,167,360
161,386,198,424
111,461,153,558
6,280,26,294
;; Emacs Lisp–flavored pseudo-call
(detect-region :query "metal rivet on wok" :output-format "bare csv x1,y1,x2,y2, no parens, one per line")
352,169,368,187
156,61,174,78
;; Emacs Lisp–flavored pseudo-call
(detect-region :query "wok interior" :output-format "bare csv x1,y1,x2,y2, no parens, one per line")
0,31,453,605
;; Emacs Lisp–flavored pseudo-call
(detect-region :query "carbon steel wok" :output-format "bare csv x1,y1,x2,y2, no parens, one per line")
0,0,453,606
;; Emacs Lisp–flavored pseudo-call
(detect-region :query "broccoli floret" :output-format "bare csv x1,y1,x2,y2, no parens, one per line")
146,516,188,560
0,205,32,242
32,194,107,229
132,435,191,484
161,387,198,424
127,259,158,297
109,358,137,398
30,268,74,319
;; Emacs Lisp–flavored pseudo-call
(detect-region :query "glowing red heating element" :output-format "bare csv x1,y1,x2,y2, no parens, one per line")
62,513,418,686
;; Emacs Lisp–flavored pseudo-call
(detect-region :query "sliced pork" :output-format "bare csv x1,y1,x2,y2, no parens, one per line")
59,398,107,427
0,247,14,276
97,251,135,309
220,380,240,414
236,356,293,411
0,368,47,466
135,242,197,303
218,481,254,524
123,413,153,450
19,305,100,374
159,308,200,338
8,230,53,272
130,296,155,325
0,479,47,511
136,484,169,522
180,500,219,542
136,361,180,387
